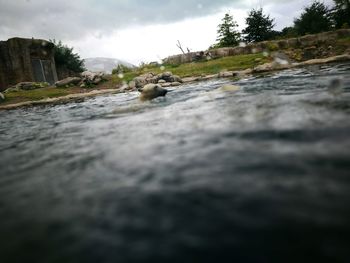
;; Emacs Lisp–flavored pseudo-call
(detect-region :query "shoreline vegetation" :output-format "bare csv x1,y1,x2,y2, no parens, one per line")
1,31,350,111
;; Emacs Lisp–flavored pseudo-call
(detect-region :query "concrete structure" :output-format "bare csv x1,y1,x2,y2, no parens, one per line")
0,38,58,91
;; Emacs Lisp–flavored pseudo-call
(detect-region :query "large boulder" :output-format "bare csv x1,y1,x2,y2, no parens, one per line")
55,77,81,88
132,71,183,90
4,82,49,93
80,71,107,86
157,72,183,83
139,84,168,101
18,82,49,90
134,73,157,89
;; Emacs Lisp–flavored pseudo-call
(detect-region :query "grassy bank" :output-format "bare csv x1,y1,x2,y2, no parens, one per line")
2,53,267,107
2,87,71,105
1,86,114,106
111,53,269,85
1,35,349,108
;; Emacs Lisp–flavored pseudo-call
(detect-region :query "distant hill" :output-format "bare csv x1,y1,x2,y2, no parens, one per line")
83,57,135,74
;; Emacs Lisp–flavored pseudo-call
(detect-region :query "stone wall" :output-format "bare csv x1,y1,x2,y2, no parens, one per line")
163,29,350,65
0,38,58,91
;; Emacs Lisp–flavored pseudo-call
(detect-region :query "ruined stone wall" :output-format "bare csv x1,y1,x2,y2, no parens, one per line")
0,38,57,91
163,29,350,65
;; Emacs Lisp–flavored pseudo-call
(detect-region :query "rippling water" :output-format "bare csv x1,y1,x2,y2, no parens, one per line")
1,63,350,262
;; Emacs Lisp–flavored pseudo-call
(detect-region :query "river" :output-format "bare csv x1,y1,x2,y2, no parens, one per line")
1,63,350,262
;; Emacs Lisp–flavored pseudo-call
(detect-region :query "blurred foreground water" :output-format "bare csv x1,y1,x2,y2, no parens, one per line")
1,63,350,262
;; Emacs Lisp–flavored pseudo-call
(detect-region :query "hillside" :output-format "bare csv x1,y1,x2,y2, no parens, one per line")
83,57,135,74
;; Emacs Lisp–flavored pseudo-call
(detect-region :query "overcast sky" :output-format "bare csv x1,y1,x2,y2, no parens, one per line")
0,0,334,65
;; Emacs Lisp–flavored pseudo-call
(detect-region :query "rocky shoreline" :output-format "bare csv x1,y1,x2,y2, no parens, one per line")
0,89,122,110
1,53,349,111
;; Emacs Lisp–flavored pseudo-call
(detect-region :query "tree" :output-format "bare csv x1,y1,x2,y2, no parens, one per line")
294,1,332,35
242,8,275,43
280,26,298,38
216,13,241,47
50,40,85,73
332,0,350,28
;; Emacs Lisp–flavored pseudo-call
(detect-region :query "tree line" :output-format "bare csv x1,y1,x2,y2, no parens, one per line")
213,0,350,48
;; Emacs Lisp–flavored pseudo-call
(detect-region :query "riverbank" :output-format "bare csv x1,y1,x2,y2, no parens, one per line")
0,89,122,110
1,53,350,110
1,30,350,110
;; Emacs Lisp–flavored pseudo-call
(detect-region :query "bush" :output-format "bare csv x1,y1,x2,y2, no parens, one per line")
50,40,86,73
112,64,133,75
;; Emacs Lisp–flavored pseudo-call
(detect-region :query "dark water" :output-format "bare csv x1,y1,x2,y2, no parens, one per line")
1,63,350,262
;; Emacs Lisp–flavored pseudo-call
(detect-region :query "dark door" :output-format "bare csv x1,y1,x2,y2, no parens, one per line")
31,59,45,82
42,60,55,84
31,59,55,84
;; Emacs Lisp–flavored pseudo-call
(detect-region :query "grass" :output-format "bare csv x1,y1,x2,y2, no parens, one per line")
2,87,75,105
1,53,269,106
111,53,269,85
165,53,269,77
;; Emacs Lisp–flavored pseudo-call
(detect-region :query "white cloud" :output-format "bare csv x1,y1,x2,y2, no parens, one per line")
0,0,337,64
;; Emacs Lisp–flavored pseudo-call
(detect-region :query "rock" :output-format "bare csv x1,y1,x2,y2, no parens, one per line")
202,74,218,80
93,77,102,85
16,82,50,90
298,54,350,66
139,84,168,101
128,80,136,90
239,68,253,75
133,71,182,89
55,77,81,87
3,87,20,93
161,83,171,87
172,75,183,83
134,73,155,89
171,82,181,87
149,76,158,84
81,71,104,80
80,71,106,86
157,71,176,82
0,92,5,102
134,76,148,89
218,71,234,78
4,82,49,92
182,77,200,83
253,62,290,73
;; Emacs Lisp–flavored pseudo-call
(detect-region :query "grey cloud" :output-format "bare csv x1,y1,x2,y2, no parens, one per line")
0,0,242,40
0,0,316,41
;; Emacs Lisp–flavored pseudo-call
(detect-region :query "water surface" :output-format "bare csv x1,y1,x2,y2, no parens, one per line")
1,63,350,262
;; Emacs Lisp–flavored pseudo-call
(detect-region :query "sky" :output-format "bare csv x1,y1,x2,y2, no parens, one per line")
0,0,334,65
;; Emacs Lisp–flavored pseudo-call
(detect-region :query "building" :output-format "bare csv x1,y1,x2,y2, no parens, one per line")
0,37,58,91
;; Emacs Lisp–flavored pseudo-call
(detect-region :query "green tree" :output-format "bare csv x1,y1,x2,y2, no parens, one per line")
242,8,275,43
50,40,85,73
294,1,332,35
280,26,298,38
332,0,350,28
215,13,241,47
